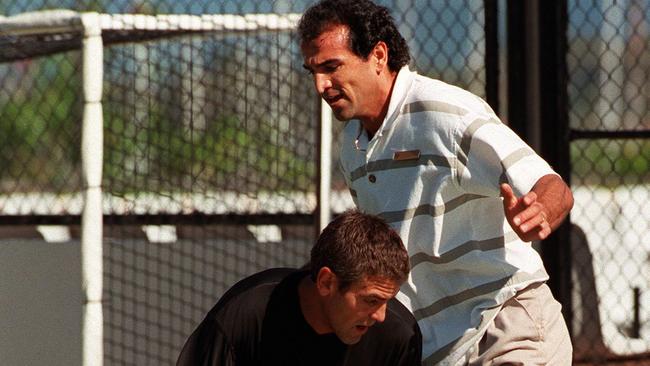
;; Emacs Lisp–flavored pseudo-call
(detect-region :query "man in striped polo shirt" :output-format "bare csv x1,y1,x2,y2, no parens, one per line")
299,0,575,364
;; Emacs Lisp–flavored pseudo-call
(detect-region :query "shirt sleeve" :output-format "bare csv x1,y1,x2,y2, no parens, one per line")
176,317,236,366
456,114,556,198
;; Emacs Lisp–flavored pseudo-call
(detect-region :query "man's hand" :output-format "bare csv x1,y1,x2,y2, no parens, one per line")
500,174,574,242
501,183,551,242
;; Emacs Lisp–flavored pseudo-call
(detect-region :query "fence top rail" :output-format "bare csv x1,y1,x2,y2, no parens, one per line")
0,10,301,62
0,10,301,35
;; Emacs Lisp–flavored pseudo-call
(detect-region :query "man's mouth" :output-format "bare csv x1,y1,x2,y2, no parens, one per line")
323,94,343,105
355,323,372,333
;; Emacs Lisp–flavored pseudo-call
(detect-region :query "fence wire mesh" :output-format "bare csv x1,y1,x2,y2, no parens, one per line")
100,28,317,366
0,1,485,365
0,9,319,366
102,32,316,213
5,0,648,365
0,3,485,364
568,0,650,362
0,53,83,214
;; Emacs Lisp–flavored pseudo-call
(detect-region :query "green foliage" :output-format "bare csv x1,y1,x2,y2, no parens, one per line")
0,54,82,192
103,106,316,195
571,139,650,186
2,53,315,195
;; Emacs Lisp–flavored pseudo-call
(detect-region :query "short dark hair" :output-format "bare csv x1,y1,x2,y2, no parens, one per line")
298,0,411,72
310,210,409,291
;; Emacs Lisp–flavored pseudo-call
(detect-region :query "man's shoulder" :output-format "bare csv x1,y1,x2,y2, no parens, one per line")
409,74,495,117
177,268,297,366
411,73,472,98
221,268,294,298
380,297,421,337
208,268,295,319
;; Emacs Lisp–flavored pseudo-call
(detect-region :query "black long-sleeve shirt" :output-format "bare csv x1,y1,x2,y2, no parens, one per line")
176,268,422,366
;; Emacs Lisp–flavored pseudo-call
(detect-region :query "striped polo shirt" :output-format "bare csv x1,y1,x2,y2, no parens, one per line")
339,67,557,365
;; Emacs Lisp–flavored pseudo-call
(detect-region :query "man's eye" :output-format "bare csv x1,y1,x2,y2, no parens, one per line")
365,298,379,306
325,65,339,72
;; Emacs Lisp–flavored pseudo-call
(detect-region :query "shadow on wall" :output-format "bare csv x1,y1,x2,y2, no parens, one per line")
571,217,650,361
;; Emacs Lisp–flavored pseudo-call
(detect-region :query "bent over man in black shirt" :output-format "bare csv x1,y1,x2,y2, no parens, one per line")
176,210,422,366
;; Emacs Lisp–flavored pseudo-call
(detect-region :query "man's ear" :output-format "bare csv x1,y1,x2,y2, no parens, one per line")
315,267,338,296
372,41,389,73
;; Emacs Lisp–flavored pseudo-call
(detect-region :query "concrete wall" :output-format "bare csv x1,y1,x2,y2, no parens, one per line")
0,237,81,366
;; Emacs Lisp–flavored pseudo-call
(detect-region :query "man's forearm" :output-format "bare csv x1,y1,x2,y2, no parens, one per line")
530,174,574,231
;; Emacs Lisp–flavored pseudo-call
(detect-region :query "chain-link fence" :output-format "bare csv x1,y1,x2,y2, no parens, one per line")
568,0,650,363
1,2,487,365
1,8,318,366
101,23,318,365
3,0,648,365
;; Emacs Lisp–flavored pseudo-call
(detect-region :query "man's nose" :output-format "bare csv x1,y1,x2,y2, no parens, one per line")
314,73,332,94
370,303,387,323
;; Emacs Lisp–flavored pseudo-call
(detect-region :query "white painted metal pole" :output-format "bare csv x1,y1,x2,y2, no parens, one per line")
80,12,104,366
318,100,333,231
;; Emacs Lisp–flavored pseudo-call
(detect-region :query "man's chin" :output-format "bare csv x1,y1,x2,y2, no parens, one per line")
337,326,369,345
339,335,363,345
331,113,345,122
330,107,353,122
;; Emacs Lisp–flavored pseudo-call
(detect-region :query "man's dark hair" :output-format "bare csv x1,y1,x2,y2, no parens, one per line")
310,210,409,291
298,0,410,72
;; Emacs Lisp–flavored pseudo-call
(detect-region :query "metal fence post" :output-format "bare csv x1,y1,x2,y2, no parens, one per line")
507,0,573,333
537,0,573,335
80,12,104,366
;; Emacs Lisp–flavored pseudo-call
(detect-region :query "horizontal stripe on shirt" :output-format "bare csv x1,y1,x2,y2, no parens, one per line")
422,306,503,366
413,276,511,320
402,100,469,116
410,231,521,266
350,154,453,182
502,147,535,171
457,116,502,174
420,268,549,365
378,193,487,223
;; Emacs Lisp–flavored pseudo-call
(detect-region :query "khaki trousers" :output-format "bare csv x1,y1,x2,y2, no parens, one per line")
468,282,573,365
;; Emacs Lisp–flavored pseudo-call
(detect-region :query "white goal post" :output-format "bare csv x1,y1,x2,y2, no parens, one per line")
0,10,334,366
